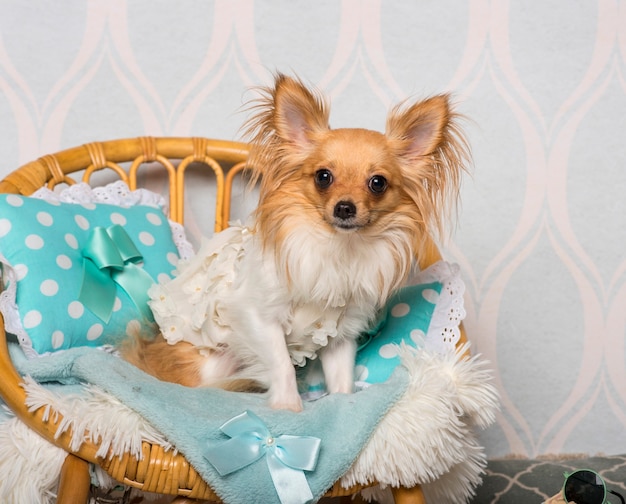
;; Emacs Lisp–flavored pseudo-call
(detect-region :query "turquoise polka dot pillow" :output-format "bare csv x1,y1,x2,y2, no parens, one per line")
299,261,465,397
354,282,443,385
0,182,188,357
355,261,465,386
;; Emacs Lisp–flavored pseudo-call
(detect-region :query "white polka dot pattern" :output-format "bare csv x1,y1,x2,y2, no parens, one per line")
298,279,454,394
354,282,443,385
0,193,181,356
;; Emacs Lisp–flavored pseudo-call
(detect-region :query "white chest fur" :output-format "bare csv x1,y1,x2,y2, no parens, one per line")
238,224,414,364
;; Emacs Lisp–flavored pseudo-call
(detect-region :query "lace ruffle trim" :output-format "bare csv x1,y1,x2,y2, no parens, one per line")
32,181,194,260
0,253,33,356
412,261,466,354
0,182,195,358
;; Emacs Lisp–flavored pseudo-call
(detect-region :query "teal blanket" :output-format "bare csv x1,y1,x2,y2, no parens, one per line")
9,343,408,504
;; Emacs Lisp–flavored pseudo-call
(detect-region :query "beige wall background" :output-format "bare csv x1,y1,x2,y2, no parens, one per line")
1,0,625,459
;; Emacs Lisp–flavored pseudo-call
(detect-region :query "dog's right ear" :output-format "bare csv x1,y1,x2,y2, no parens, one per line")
272,74,329,150
243,74,329,188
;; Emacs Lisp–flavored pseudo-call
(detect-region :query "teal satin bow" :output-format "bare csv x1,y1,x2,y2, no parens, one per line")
78,225,155,323
204,410,321,504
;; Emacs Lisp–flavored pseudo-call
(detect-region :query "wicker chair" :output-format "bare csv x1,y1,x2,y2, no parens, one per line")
0,137,466,504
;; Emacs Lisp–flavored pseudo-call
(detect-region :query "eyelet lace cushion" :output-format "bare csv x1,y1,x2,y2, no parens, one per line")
410,260,466,353
31,181,194,260
0,181,194,357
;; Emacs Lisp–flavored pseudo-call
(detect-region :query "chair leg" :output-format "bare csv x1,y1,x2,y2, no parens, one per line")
56,454,91,504
391,485,427,504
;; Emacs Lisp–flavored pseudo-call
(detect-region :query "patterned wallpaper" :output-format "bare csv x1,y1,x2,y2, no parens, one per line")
1,1,625,459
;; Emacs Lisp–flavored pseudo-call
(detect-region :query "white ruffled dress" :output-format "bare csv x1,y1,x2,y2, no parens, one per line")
148,225,253,350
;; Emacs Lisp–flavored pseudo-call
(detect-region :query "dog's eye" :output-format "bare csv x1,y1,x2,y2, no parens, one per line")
314,168,333,189
368,175,388,194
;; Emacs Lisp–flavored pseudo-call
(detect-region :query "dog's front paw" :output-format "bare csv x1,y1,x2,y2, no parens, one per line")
269,391,303,412
267,361,303,411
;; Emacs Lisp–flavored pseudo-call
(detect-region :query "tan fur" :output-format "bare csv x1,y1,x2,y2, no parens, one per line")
121,74,470,400
245,74,470,260
120,334,264,392
120,334,205,387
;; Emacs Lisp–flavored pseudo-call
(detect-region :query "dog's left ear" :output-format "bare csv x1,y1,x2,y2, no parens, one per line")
386,94,470,237
385,95,451,159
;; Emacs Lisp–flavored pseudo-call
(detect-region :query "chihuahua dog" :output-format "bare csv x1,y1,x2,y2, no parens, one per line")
122,74,469,412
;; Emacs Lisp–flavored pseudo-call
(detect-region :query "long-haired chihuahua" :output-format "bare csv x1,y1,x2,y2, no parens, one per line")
122,74,469,412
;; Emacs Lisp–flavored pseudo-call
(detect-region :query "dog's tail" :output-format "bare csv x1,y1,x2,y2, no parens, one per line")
119,332,266,393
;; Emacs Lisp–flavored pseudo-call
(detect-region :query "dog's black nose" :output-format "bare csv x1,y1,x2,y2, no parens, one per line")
334,200,357,220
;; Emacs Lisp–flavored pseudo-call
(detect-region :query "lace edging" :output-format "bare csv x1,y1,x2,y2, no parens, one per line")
33,181,165,207
412,261,466,354
32,181,194,260
1,182,196,359
0,254,37,358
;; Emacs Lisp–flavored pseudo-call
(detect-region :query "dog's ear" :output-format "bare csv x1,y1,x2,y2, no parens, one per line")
272,74,329,150
386,95,470,238
385,95,451,159
243,74,330,190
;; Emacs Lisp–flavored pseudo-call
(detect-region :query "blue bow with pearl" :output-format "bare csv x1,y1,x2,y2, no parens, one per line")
204,410,321,504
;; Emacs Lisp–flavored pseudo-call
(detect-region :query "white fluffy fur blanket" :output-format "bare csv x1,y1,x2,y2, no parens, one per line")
0,344,497,504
